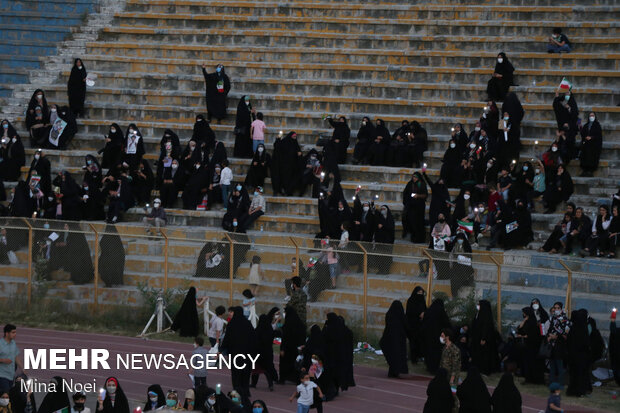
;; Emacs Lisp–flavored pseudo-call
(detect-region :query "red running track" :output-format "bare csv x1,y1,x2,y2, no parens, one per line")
15,327,608,413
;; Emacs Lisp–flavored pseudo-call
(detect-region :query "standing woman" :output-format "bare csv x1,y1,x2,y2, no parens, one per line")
406,286,427,364
202,63,230,122
566,310,591,397
0,120,25,181
245,143,271,189
98,224,125,287
67,58,87,118
95,377,129,413
100,123,124,169
579,112,603,177
469,299,499,375
490,371,522,413
279,306,306,384
379,300,409,378
517,307,544,384
422,299,452,373
402,172,427,243
234,95,256,158
486,52,514,102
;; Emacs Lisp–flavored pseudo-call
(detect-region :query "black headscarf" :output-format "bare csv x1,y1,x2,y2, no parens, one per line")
406,286,426,361
37,376,70,413
303,324,327,368
250,400,269,413
456,365,492,413
171,286,199,337
221,306,256,356
470,299,499,375
25,89,49,129
143,384,166,411
255,314,276,371
491,372,522,413
423,368,454,413
379,300,409,376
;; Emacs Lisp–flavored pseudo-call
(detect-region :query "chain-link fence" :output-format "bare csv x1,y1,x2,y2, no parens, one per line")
0,216,617,341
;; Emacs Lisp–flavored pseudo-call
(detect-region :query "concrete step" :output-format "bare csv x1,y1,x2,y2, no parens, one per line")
69,54,620,89
122,1,620,21
48,70,620,107
35,84,620,125
0,0,97,14
99,26,620,53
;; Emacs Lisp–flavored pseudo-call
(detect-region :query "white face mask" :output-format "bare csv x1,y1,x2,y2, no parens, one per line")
449,143,456,149
503,116,509,121
106,385,117,394
245,100,250,105
207,399,215,406
554,310,562,316
0,399,9,407
311,359,319,365
532,304,540,310
12,138,16,144
497,58,503,64
363,206,369,212
523,166,529,171
154,202,161,208
172,164,178,170
34,154,40,160
150,397,158,403
464,194,470,200
551,146,558,152
589,116,595,122
110,128,116,133
258,147,264,153
439,337,445,344
487,162,493,168
475,127,481,132
36,94,43,100
476,305,480,311
469,143,476,149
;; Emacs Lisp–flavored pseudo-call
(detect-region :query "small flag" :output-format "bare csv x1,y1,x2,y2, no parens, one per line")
559,77,572,91
53,407,69,413
457,220,473,234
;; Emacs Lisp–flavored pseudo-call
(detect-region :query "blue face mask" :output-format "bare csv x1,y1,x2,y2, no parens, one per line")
236,185,242,191
253,408,263,413
457,239,464,245
564,95,570,101
233,221,238,227
254,191,259,197
87,159,92,165
166,400,176,408
216,67,222,73
523,166,528,171
2,124,7,129
43,223,50,229
232,397,240,403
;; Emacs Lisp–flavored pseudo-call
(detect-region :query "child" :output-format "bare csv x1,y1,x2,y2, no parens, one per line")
250,112,267,153
220,160,233,211
545,382,563,413
326,241,339,289
242,289,255,319
248,255,262,296
208,305,226,347
289,372,324,413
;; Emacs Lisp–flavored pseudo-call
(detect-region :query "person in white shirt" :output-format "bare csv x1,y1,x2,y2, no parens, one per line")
208,306,227,347
220,159,233,211
289,372,323,413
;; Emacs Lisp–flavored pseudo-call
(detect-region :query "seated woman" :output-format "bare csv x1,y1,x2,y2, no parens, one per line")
543,164,573,213
222,183,250,231
540,213,572,253
47,106,77,150
25,89,50,147
100,123,124,169
609,205,620,259
486,52,514,101
582,205,612,257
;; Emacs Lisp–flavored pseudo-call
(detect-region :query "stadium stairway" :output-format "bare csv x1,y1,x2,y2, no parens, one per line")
0,0,619,333
0,0,102,104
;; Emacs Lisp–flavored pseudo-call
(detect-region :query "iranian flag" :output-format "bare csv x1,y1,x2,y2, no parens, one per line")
53,408,69,413
558,77,572,91
457,220,473,234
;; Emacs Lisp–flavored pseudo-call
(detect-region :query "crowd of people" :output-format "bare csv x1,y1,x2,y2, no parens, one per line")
380,290,620,412
0,49,613,262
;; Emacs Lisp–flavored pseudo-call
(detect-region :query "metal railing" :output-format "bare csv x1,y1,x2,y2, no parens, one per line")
0,217,617,339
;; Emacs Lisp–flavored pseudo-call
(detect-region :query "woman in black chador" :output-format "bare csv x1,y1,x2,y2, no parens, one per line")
251,314,278,390
99,224,125,287
486,52,514,101
469,299,500,375
380,300,409,377
422,299,452,373
67,58,87,117
95,377,129,413
233,95,255,158
456,365,492,413
202,64,231,122
64,223,94,284
491,371,522,413
171,286,200,337
37,376,70,413
100,123,124,169
406,286,426,364
279,306,306,384
271,131,302,196
423,368,454,413
245,143,271,189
